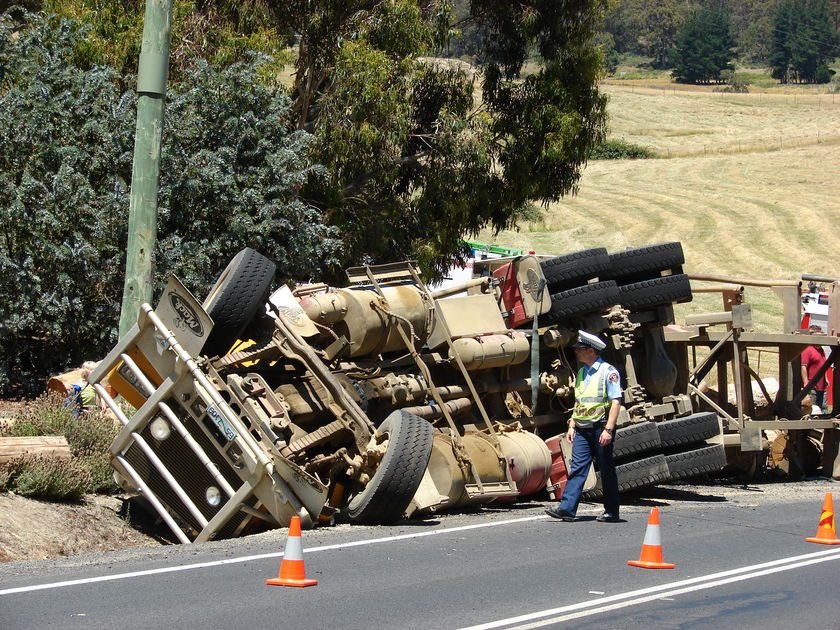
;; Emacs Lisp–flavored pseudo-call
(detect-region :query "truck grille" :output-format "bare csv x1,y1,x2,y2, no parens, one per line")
122,399,248,538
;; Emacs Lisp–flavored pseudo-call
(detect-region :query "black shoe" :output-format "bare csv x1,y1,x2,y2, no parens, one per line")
545,507,577,521
595,513,620,523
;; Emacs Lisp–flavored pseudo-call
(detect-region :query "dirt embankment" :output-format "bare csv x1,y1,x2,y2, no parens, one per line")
0,492,160,563
0,395,164,563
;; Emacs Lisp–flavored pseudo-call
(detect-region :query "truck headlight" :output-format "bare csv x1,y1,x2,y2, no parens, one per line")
150,417,172,441
205,486,222,507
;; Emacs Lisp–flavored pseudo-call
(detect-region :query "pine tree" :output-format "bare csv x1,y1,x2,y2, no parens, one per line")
771,0,839,83
672,7,735,84
799,0,839,83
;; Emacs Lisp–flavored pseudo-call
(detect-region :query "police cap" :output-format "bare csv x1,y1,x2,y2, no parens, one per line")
570,330,606,351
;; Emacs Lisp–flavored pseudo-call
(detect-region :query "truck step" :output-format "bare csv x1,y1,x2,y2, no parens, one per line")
465,481,518,499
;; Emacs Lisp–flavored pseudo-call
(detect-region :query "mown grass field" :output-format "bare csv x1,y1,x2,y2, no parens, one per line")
481,80,840,335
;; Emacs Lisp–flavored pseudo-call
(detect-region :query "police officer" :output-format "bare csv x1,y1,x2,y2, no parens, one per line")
545,330,622,523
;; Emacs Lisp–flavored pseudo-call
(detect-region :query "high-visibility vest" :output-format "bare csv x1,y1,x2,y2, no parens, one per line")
79,384,96,408
572,362,610,427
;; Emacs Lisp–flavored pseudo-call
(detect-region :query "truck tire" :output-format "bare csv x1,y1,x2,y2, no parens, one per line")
665,444,727,481
657,412,720,449
618,274,693,311
603,242,684,282
613,421,661,460
347,410,433,525
542,281,620,325
540,248,610,293
202,248,276,357
584,454,670,499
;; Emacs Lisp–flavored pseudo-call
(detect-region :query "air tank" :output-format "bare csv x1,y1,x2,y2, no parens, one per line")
299,286,432,357
449,332,530,370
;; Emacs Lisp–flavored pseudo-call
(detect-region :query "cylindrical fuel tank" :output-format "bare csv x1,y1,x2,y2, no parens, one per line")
298,292,348,326
449,332,530,370
426,432,507,509
303,286,431,357
497,430,552,497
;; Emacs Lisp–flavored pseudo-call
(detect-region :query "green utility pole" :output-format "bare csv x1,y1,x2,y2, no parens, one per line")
118,0,174,337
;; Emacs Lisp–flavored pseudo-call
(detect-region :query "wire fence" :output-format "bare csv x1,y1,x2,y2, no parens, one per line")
656,132,840,159
605,82,840,103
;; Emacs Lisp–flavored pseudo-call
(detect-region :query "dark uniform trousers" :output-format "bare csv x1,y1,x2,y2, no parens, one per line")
557,424,620,517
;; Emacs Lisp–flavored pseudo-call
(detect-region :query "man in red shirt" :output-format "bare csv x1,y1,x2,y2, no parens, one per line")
801,326,828,412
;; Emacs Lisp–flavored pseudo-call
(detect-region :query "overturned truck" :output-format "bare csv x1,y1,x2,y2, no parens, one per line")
89,242,725,543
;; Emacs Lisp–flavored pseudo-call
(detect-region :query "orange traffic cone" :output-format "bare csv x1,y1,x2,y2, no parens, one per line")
627,507,676,569
266,515,318,587
805,492,840,545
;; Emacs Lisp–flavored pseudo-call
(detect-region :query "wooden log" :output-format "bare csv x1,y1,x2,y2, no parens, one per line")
47,368,87,396
0,436,71,465
47,366,117,400
769,431,822,479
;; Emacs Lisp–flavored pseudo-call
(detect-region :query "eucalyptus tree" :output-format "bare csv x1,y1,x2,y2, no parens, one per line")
267,1,609,279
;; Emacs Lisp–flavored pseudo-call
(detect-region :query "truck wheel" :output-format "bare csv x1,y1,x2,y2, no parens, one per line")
657,412,720,449
201,248,276,357
613,421,661,460
665,444,727,481
603,242,684,283
347,410,433,525
584,454,670,499
540,248,610,293
618,274,693,311
542,281,620,325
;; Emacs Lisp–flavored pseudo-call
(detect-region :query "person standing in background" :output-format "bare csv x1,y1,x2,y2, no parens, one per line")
801,325,828,412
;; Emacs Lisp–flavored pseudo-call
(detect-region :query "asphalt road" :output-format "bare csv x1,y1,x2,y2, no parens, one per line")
2,479,839,629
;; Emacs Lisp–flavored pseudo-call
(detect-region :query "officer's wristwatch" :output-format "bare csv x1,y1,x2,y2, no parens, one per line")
603,427,613,435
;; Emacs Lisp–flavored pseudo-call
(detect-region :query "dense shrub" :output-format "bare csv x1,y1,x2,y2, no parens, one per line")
0,392,118,497
814,64,835,85
0,14,132,396
9,393,117,456
2,455,91,501
589,139,655,160
154,60,340,293
0,12,339,396
714,70,749,93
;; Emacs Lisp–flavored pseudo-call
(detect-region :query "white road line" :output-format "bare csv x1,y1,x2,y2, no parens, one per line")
500,553,840,629
0,514,546,596
458,548,840,630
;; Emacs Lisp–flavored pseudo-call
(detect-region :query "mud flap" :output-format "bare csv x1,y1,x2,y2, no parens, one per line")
739,420,763,452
